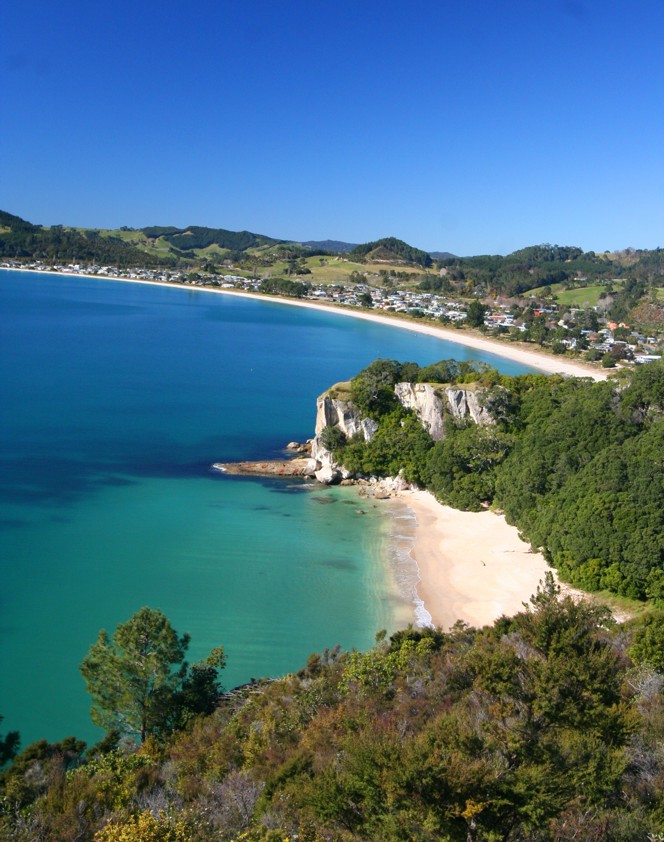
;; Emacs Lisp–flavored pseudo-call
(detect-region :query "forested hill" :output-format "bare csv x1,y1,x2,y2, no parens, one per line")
0,211,170,268
322,358,664,601
351,236,433,268
439,243,664,295
141,225,280,252
300,239,358,253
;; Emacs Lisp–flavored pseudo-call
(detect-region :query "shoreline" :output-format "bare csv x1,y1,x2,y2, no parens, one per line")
3,265,594,631
390,490,554,630
1,266,607,381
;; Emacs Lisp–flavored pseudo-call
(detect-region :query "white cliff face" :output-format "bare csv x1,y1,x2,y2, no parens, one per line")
312,394,377,483
394,383,446,440
310,384,494,483
314,394,378,441
442,386,493,427
394,383,493,440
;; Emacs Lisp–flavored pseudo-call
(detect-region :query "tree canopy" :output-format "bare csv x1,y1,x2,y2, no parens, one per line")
351,237,433,268
332,358,664,601
6,592,664,840
79,607,225,743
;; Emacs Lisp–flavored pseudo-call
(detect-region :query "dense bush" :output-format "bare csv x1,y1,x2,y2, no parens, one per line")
4,587,664,840
338,359,664,601
259,277,310,298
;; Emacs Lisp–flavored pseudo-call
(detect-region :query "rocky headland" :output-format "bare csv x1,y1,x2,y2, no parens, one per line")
213,380,495,489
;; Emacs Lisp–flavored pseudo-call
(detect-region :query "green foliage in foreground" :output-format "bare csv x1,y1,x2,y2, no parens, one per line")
80,608,225,744
0,717,20,767
5,586,664,840
335,358,664,599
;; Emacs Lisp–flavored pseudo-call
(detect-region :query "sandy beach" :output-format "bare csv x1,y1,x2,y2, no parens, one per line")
397,489,554,629
6,267,593,626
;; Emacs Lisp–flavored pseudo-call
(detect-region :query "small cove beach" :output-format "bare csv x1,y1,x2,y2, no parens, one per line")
5,267,604,638
386,491,554,629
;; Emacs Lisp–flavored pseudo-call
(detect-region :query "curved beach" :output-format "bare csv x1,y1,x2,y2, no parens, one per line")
395,490,553,629
10,269,599,629
6,268,608,382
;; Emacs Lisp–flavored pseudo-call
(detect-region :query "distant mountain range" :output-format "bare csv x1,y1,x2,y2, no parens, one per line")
430,251,457,260
300,240,358,254
3,211,663,298
0,211,458,263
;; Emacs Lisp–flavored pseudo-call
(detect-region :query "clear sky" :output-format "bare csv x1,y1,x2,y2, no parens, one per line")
1,0,663,255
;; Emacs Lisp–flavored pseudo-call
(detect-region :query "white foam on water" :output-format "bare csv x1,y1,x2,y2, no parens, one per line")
384,501,433,629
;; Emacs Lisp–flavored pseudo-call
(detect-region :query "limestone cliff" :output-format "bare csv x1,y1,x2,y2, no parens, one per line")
310,381,494,483
311,390,377,483
314,393,379,441
216,381,495,486
393,383,493,441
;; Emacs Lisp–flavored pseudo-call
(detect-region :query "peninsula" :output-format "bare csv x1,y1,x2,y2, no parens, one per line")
216,354,664,630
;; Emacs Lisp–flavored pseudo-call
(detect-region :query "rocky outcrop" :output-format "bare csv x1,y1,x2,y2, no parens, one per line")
394,383,493,440
314,394,378,442
444,387,493,427
215,381,496,485
212,458,318,477
310,393,378,483
393,383,445,440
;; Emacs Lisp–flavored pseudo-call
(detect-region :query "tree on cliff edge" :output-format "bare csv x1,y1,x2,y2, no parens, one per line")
0,716,19,766
80,607,225,742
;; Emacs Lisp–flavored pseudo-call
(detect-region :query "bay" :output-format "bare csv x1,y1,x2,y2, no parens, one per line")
0,270,534,746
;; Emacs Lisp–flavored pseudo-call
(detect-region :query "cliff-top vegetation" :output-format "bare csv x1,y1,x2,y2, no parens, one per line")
4,582,664,840
322,358,664,602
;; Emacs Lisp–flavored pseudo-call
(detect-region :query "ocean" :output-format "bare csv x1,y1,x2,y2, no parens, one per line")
0,269,534,746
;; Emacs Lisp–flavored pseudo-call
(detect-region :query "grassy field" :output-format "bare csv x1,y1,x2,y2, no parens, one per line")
301,256,433,285
588,589,658,624
527,281,625,308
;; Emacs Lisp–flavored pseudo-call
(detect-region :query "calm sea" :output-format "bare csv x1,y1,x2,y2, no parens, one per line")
0,270,534,746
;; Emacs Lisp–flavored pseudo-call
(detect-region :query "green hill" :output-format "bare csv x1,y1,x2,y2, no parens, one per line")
440,243,618,296
351,236,433,268
142,225,281,252
0,211,171,268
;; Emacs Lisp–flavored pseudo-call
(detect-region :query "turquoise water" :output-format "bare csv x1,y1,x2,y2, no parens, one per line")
0,270,534,746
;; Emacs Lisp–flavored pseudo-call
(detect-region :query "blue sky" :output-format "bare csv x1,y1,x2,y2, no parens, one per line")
2,0,663,255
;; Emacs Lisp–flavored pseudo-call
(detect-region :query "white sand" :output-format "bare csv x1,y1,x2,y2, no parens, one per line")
400,489,553,629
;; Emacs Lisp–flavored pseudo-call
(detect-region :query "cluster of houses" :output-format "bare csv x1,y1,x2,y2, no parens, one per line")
3,260,661,365
308,284,469,322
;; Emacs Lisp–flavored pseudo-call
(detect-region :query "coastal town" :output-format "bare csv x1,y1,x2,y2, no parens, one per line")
4,257,662,369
